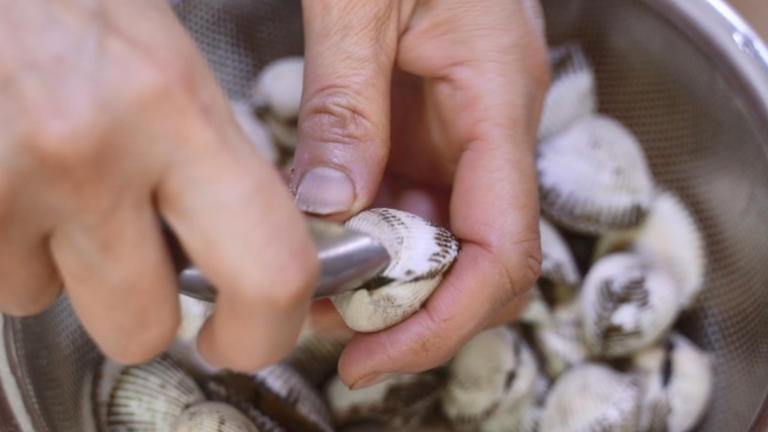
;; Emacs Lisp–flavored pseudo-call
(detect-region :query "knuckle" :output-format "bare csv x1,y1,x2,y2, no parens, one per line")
21,114,104,171
261,250,318,310
300,86,378,147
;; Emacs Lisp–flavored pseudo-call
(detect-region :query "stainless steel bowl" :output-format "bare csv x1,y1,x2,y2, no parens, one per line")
1,0,768,430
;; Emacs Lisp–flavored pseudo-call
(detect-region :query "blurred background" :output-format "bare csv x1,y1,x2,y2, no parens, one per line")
730,0,768,38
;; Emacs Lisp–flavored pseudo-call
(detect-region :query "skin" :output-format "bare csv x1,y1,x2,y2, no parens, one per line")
0,0,547,385
295,0,548,388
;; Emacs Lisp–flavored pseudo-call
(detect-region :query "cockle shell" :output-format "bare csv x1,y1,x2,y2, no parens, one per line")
533,300,588,379
538,43,598,140
250,57,303,150
106,355,205,431
539,218,582,305
537,115,655,234
203,364,333,432
633,333,713,432
539,363,640,432
441,327,538,431
332,208,460,332
325,370,445,429
230,100,279,164
172,402,259,432
595,191,706,309
580,252,680,357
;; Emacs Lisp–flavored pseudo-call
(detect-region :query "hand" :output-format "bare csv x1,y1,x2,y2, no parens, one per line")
293,0,548,388
0,0,317,371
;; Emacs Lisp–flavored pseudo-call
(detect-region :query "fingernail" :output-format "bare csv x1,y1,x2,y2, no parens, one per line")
295,167,355,214
349,372,396,390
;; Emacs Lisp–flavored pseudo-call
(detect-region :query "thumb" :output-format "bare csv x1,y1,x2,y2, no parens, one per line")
292,0,401,217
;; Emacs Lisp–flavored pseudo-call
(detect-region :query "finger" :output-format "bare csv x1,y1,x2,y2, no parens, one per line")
0,225,61,316
50,200,180,364
158,130,318,372
291,0,404,217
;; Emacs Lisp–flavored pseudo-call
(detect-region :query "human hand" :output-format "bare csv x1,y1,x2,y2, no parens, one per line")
293,0,549,388
0,0,317,371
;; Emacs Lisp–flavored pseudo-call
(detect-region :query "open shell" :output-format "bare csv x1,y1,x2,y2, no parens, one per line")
441,327,538,431
595,191,706,309
106,355,205,431
580,252,680,357
633,333,713,432
539,363,640,432
325,370,444,429
173,402,260,432
332,208,459,332
537,114,655,234
538,43,598,140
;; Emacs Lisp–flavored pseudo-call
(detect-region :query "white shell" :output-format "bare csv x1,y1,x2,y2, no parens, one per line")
92,358,126,429
332,208,459,332
230,100,279,164
633,333,713,432
580,252,680,357
250,57,303,150
166,294,217,376
539,363,640,432
537,115,655,234
595,191,706,309
441,327,538,430
107,356,205,431
533,300,588,378
540,218,581,288
538,43,598,140
173,402,259,432
325,371,443,428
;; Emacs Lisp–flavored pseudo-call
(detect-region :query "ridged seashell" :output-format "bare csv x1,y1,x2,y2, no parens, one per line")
91,358,126,429
230,100,279,164
332,208,460,332
166,294,216,376
533,300,588,379
580,252,680,357
595,191,706,309
250,57,303,150
537,115,655,234
325,370,445,429
539,363,640,432
441,327,538,431
633,333,713,432
538,43,597,140
203,363,332,432
106,355,205,431
173,402,259,432
539,218,582,305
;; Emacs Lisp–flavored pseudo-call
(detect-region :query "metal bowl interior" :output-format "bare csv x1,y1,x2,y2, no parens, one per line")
3,0,768,430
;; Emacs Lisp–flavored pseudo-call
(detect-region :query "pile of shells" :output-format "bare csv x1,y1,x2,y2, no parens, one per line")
89,44,714,432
